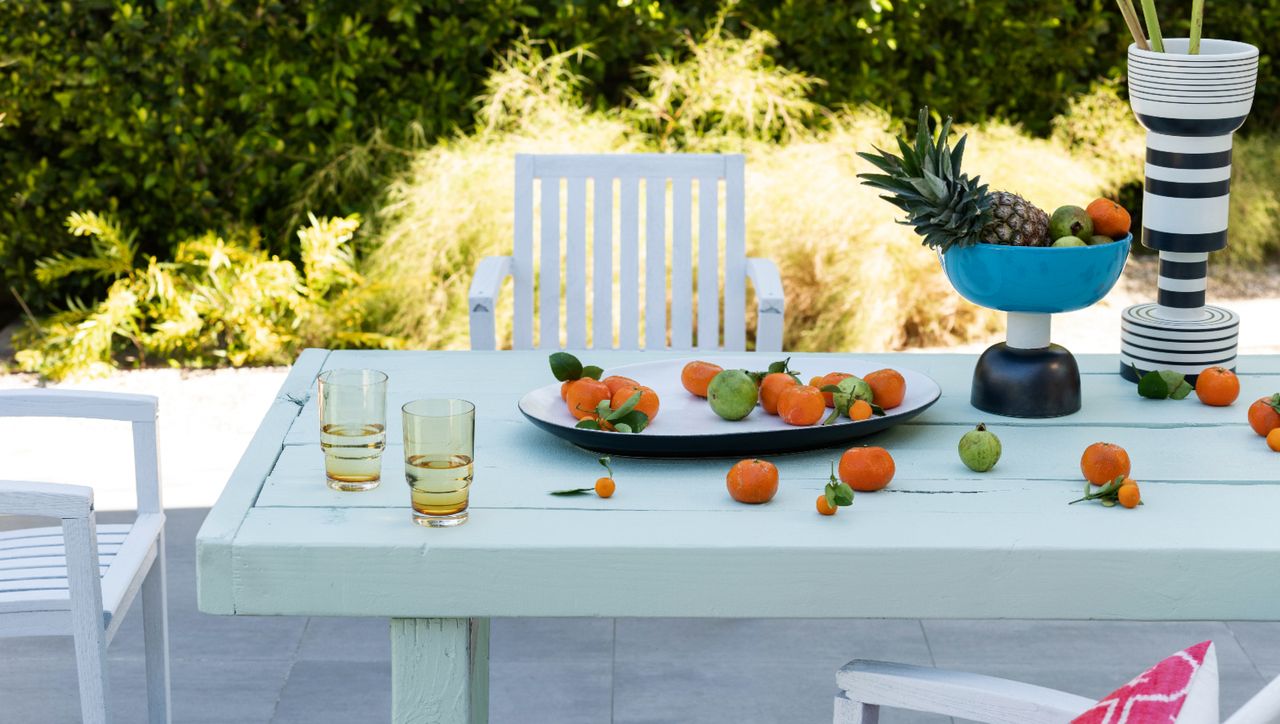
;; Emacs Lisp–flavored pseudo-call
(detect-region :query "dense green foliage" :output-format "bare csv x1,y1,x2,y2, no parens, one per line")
14,212,399,380
6,0,1279,316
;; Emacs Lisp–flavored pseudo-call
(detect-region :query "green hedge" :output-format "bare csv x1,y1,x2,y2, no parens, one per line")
3,0,1278,311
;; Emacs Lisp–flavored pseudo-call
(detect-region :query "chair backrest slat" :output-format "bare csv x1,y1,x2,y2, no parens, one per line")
591,176,614,349
513,156,536,350
644,176,667,350
722,155,747,351
514,153,745,350
697,175,720,350
670,177,694,350
565,176,588,350
539,177,561,349
618,176,642,350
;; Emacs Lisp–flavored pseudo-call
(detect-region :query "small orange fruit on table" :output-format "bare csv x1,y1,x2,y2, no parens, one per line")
1248,394,1280,437
681,360,723,398
726,459,779,504
611,385,660,422
565,378,611,420
1268,428,1280,452
1080,442,1131,485
864,369,906,410
1117,479,1141,509
759,372,799,415
816,496,837,515
777,385,825,426
1195,367,1239,406
838,447,895,492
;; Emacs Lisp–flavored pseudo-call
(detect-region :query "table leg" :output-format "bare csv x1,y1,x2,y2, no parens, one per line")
390,617,490,724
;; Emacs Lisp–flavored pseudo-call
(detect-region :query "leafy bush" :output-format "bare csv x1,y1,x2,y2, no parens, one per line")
15,212,398,380
8,0,1280,316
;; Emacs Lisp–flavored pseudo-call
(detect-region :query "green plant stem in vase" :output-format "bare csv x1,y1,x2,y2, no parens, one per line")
1140,0,1165,52
1190,0,1205,54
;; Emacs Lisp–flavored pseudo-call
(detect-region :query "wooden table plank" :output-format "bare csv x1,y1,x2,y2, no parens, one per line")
227,477,1280,619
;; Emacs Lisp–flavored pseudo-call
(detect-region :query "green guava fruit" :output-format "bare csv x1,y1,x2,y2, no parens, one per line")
958,423,1002,472
1089,234,1115,245
1049,206,1094,241
708,369,759,421
1052,236,1087,248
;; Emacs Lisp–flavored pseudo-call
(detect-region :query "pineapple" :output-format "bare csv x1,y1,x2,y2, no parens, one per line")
858,109,1050,250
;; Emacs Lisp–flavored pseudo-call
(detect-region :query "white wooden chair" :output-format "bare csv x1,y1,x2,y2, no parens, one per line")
0,390,171,724
834,656,1280,724
468,153,785,351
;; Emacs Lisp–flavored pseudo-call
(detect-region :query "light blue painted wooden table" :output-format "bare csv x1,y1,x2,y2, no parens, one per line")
196,349,1280,724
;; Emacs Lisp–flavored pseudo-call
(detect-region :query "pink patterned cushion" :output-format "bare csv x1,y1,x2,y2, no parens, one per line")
1071,641,1219,724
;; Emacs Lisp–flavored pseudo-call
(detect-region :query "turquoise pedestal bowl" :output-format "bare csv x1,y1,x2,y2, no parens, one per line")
938,235,1132,418
940,235,1132,314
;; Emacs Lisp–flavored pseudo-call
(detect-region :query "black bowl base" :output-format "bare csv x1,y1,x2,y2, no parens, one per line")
971,343,1081,418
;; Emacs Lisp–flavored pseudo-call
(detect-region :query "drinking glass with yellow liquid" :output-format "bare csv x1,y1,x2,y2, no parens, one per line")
401,399,475,527
318,369,388,491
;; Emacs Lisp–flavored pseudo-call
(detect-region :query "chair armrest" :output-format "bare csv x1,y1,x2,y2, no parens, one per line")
468,255,514,350
745,257,784,352
0,390,156,422
0,480,94,518
836,659,1093,724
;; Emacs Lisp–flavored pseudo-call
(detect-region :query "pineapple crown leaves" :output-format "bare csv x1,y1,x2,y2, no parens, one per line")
857,108,994,252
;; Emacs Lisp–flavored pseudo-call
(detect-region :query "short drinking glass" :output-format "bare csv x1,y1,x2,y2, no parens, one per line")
401,399,475,527
318,369,388,491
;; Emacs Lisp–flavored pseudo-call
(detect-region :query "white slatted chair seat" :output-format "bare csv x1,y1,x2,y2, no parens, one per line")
468,153,786,352
0,389,171,724
0,517,162,634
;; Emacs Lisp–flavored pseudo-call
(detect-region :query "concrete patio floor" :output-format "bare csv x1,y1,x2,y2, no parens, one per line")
1,506,1277,723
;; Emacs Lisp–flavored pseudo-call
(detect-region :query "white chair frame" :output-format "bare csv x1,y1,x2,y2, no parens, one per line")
835,657,1280,724
468,153,785,351
0,390,171,724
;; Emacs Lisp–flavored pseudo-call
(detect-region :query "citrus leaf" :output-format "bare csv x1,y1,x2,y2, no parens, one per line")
612,410,649,433
549,487,594,496
819,385,842,393
549,352,583,381
614,422,632,433
1101,499,1117,507
581,365,604,380
598,456,613,476
1158,370,1186,392
1137,370,1170,399
767,357,791,374
596,400,613,418
1267,393,1280,414
870,403,886,417
575,419,602,430
827,481,854,507
822,407,841,426
607,389,641,420
1170,379,1193,400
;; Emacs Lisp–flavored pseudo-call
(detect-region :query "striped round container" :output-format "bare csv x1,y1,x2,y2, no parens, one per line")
1121,38,1258,382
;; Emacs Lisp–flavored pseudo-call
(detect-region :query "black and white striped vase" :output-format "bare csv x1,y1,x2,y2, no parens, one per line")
1120,38,1259,383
